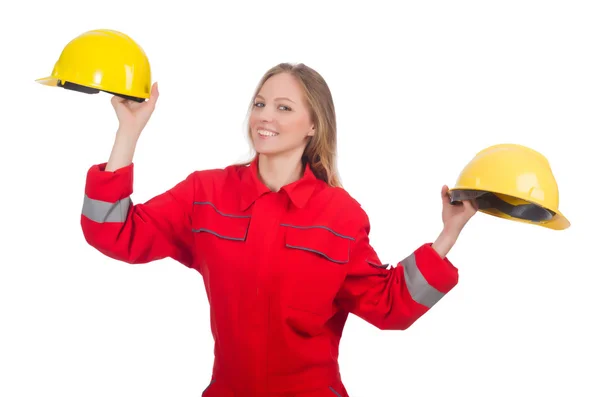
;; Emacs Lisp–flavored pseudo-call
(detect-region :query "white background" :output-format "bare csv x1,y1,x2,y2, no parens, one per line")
1,1,599,396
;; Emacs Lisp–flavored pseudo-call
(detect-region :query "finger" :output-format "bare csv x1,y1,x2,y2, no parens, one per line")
111,95,124,105
462,199,477,214
111,95,129,109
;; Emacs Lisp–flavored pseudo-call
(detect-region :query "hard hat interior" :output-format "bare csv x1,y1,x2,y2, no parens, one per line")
449,189,555,222
57,80,146,103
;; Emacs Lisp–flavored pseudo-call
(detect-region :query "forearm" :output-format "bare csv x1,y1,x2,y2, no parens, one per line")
431,227,459,259
341,243,459,330
81,163,196,266
106,128,139,172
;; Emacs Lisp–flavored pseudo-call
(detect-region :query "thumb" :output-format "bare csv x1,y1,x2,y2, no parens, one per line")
147,82,159,107
441,185,451,204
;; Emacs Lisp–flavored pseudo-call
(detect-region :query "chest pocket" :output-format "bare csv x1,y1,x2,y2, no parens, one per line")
191,201,251,271
192,201,251,241
280,223,354,335
283,224,352,265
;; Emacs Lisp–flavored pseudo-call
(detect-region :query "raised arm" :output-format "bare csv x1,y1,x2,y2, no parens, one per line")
80,82,197,268
81,163,196,267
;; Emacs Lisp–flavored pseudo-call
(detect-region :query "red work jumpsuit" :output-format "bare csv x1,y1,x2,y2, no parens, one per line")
81,157,459,397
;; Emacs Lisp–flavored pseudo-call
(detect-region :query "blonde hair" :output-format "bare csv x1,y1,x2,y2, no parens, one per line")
242,62,341,187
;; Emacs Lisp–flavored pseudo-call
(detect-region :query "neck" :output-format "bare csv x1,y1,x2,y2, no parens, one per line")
257,152,304,192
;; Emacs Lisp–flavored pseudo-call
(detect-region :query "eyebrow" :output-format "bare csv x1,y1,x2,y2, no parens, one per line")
255,94,296,104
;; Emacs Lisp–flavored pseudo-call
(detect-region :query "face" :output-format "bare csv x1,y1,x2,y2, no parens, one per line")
249,72,315,157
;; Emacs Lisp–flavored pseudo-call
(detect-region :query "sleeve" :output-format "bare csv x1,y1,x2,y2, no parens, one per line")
80,162,196,267
335,212,459,330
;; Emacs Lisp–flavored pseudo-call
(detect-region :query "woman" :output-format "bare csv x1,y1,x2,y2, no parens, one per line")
81,63,477,396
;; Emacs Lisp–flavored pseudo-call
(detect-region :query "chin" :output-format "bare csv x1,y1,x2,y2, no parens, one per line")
253,144,281,156
252,135,280,155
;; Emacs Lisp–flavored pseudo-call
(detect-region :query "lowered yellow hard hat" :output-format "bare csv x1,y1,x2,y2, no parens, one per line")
35,29,151,102
448,144,570,230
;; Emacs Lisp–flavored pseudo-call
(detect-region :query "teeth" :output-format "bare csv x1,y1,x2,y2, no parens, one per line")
258,129,278,137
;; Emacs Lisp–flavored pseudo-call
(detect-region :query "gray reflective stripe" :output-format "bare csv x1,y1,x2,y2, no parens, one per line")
329,386,342,397
401,253,445,308
82,194,131,223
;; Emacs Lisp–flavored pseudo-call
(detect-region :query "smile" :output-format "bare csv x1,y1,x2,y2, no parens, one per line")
257,129,279,137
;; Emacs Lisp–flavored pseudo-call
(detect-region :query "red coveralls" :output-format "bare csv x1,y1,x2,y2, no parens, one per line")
81,157,459,397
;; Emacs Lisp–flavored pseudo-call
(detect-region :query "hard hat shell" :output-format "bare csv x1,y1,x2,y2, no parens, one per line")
448,143,570,230
35,29,151,102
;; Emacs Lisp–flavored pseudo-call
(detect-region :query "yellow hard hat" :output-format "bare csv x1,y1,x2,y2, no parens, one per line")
448,143,570,230
35,29,151,102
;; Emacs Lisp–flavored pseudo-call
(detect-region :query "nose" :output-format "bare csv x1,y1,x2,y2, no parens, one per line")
257,104,276,123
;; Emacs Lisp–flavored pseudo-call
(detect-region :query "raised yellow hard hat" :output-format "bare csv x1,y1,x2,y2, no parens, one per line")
35,29,151,102
448,143,570,230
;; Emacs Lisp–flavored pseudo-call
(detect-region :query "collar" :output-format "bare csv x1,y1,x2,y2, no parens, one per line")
239,156,320,211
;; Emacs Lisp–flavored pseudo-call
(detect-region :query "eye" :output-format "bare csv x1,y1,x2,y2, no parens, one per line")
279,105,292,111
253,102,265,108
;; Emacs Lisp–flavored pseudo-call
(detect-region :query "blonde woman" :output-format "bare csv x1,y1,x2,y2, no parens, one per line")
81,63,477,397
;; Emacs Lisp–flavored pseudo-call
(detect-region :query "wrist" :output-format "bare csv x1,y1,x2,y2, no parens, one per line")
106,130,139,172
441,224,462,240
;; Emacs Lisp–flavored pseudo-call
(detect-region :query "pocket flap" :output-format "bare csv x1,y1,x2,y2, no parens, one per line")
282,224,353,264
192,201,251,241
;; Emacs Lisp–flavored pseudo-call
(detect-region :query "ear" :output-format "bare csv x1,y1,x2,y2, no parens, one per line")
308,125,316,137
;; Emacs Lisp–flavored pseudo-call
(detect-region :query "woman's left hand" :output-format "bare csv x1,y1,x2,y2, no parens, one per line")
441,185,478,237
432,185,478,258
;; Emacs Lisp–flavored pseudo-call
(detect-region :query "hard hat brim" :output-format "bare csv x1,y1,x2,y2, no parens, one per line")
541,209,570,230
35,76,59,86
35,76,148,103
449,187,570,230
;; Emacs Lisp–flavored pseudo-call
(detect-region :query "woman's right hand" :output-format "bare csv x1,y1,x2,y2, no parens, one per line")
111,82,160,139
105,82,159,172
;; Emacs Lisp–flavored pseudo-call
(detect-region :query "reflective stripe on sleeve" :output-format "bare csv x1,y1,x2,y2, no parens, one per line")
82,194,131,223
401,253,445,308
